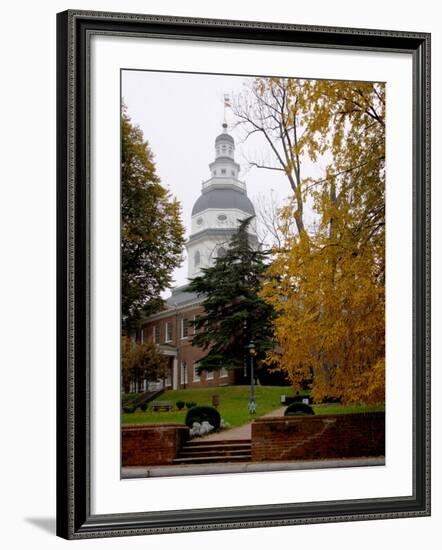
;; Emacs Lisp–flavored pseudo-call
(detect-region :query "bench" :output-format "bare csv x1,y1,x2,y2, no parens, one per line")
151,400,173,412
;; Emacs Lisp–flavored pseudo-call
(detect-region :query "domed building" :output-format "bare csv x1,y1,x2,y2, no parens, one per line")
136,124,257,392
187,122,258,279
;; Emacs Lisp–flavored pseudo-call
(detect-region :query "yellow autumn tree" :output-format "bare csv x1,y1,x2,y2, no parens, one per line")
239,78,385,405
121,336,168,394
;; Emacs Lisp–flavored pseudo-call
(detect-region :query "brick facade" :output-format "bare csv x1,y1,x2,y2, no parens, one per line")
251,412,385,462
122,424,189,466
139,303,236,389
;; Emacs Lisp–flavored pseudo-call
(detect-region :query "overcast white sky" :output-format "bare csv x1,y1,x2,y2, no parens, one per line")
122,69,319,293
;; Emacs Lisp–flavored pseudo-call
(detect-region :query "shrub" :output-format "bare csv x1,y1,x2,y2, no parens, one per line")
176,401,185,410
283,395,311,406
185,401,197,409
122,394,135,406
320,396,342,404
185,406,221,430
139,402,148,412
123,404,136,414
284,403,315,416
256,365,290,386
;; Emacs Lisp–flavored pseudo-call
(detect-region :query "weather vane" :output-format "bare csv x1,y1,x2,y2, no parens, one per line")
223,93,231,126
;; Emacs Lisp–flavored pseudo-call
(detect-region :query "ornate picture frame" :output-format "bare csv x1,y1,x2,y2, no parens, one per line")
56,9,430,539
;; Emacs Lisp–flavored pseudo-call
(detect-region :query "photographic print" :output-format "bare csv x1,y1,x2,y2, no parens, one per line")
56,10,430,538
121,70,386,478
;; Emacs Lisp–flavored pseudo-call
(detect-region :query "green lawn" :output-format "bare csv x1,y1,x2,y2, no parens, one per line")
312,403,385,415
122,385,384,427
122,385,291,427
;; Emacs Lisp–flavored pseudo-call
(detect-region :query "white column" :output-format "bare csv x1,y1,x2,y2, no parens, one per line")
172,357,178,390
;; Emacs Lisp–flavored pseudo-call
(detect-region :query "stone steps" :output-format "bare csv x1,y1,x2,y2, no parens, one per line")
178,448,250,458
173,454,252,464
174,438,252,464
183,438,251,446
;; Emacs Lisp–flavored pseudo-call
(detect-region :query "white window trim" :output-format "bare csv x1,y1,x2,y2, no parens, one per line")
181,318,189,339
220,366,229,378
165,321,173,343
193,314,199,335
206,370,214,380
193,363,200,382
153,325,160,343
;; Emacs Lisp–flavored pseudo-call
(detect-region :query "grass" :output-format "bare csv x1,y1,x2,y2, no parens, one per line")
122,385,291,427
122,385,384,427
312,402,385,415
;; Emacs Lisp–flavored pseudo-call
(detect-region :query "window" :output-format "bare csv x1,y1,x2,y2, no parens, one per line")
231,170,235,176
194,250,200,266
193,314,202,334
153,325,160,343
221,168,226,175
196,217,203,226
206,370,214,380
141,328,146,343
181,318,189,339
193,363,200,382
220,366,229,378
165,321,173,343
217,214,227,221
217,246,226,258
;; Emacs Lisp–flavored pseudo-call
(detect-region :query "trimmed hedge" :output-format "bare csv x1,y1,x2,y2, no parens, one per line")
185,406,221,430
283,395,312,406
284,403,315,416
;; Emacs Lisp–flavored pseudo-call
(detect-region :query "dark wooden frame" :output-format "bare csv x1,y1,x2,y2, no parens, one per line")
56,9,431,539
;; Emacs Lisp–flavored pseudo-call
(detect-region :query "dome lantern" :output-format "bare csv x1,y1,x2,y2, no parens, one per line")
215,122,235,160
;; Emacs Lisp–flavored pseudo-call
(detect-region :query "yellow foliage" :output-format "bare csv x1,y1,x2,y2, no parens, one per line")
257,79,385,405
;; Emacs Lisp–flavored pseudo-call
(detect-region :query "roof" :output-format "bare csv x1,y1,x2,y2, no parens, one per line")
215,132,234,144
192,187,255,216
166,285,201,307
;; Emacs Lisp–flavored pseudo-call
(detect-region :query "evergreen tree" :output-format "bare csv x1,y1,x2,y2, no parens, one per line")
189,217,275,374
121,105,185,331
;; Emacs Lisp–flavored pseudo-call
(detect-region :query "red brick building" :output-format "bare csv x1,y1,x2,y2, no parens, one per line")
138,286,236,391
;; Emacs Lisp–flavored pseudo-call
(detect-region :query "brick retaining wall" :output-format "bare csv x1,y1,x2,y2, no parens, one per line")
122,424,189,466
251,412,385,462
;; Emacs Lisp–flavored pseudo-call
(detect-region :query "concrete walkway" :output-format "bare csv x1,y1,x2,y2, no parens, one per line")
201,406,287,441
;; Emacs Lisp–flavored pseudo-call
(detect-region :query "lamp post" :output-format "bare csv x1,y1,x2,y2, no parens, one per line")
247,341,257,414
